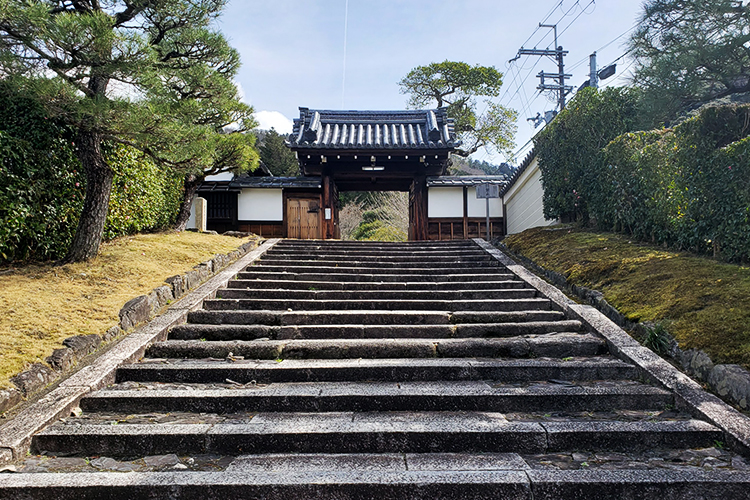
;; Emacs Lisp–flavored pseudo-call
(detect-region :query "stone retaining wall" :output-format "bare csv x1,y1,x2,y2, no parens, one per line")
497,242,750,413
0,237,260,416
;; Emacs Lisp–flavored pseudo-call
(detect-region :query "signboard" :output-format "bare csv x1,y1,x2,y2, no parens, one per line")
476,184,500,199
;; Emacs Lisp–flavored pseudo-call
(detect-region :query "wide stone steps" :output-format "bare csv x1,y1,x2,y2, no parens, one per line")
245,265,504,275
5,239,745,499
254,258,499,268
145,332,607,359
74,380,674,414
235,271,519,282
203,298,554,312
166,320,583,341
186,309,567,325
32,414,717,457
226,279,526,291
263,252,493,261
3,468,748,500
115,357,638,384
215,288,537,301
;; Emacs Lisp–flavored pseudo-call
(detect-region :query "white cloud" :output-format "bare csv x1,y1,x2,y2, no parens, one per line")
253,110,294,134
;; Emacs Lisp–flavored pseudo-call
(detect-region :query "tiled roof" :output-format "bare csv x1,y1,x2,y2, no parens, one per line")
500,148,536,197
230,176,322,189
427,175,509,187
197,181,238,193
289,108,459,150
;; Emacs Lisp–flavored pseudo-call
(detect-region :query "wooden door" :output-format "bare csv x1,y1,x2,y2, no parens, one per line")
286,198,321,239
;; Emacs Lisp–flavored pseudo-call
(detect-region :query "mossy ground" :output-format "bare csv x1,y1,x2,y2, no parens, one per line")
504,226,750,369
0,231,257,388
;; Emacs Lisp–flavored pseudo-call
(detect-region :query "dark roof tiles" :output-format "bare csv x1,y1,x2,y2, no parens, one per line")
230,176,322,189
289,108,459,151
427,176,509,187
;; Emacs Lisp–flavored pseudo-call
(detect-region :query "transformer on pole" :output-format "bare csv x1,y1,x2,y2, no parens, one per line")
513,24,573,114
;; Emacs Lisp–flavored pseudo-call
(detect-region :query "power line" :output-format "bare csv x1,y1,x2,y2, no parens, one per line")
341,0,349,109
567,23,638,72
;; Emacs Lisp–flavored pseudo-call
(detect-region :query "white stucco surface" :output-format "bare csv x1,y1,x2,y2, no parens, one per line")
467,186,503,217
504,157,557,234
427,187,464,218
238,188,283,221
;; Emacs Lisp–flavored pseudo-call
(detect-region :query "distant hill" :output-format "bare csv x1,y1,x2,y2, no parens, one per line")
449,156,515,177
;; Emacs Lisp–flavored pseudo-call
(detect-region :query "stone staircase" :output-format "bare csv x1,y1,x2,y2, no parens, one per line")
1,239,748,499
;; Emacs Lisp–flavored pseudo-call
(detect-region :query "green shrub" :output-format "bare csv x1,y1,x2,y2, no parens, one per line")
0,132,84,261
535,87,645,222
0,80,185,262
595,104,750,262
104,144,183,240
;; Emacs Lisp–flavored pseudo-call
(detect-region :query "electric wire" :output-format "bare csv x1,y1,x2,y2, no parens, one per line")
341,0,349,109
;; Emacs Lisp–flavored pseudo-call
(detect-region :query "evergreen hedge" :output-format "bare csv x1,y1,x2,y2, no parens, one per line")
536,90,750,262
0,82,184,262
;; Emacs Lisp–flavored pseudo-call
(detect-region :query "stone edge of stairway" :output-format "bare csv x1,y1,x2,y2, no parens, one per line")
473,238,750,457
0,239,282,465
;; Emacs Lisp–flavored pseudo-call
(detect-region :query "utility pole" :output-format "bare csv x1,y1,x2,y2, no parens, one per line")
513,24,573,113
589,52,598,90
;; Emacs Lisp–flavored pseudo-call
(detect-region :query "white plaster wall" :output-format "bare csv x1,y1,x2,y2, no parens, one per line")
238,188,283,221
205,172,234,181
467,186,503,217
504,157,557,235
428,187,464,218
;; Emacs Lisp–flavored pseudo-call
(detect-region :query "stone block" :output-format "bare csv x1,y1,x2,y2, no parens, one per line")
46,348,75,372
193,264,210,282
62,334,102,359
194,196,207,232
184,270,200,290
148,285,173,316
708,364,750,409
119,295,150,331
11,363,56,396
101,326,121,343
0,388,22,414
222,231,251,238
681,349,715,382
165,274,186,299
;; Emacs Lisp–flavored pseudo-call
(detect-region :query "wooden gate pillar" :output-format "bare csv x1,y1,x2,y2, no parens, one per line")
322,174,338,239
408,176,428,241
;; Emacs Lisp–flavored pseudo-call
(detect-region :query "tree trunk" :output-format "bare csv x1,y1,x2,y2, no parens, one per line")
174,173,203,231
62,130,113,263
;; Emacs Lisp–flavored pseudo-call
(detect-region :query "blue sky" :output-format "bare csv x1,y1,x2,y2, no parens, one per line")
218,0,644,164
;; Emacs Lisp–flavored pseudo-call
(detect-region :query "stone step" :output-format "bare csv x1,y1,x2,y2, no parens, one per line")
274,241,477,250
202,298,554,312
33,413,712,457
146,333,605,360
260,253,494,262
2,468,748,500
264,250,492,259
215,289,537,301
225,279,526,291
247,264,502,274
186,310,567,326
116,357,637,384
167,321,583,341
77,380,671,414
235,272,518,282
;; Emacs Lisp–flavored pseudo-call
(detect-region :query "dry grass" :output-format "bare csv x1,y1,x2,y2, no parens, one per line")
0,231,257,388
504,226,750,369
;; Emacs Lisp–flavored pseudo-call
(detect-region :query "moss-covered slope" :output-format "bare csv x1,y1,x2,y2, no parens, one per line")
504,226,750,369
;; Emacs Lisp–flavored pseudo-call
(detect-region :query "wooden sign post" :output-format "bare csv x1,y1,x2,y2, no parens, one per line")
476,184,500,241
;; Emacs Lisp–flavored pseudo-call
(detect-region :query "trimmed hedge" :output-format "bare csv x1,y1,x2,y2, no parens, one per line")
537,96,750,262
535,87,644,222
0,83,185,262
104,144,183,241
